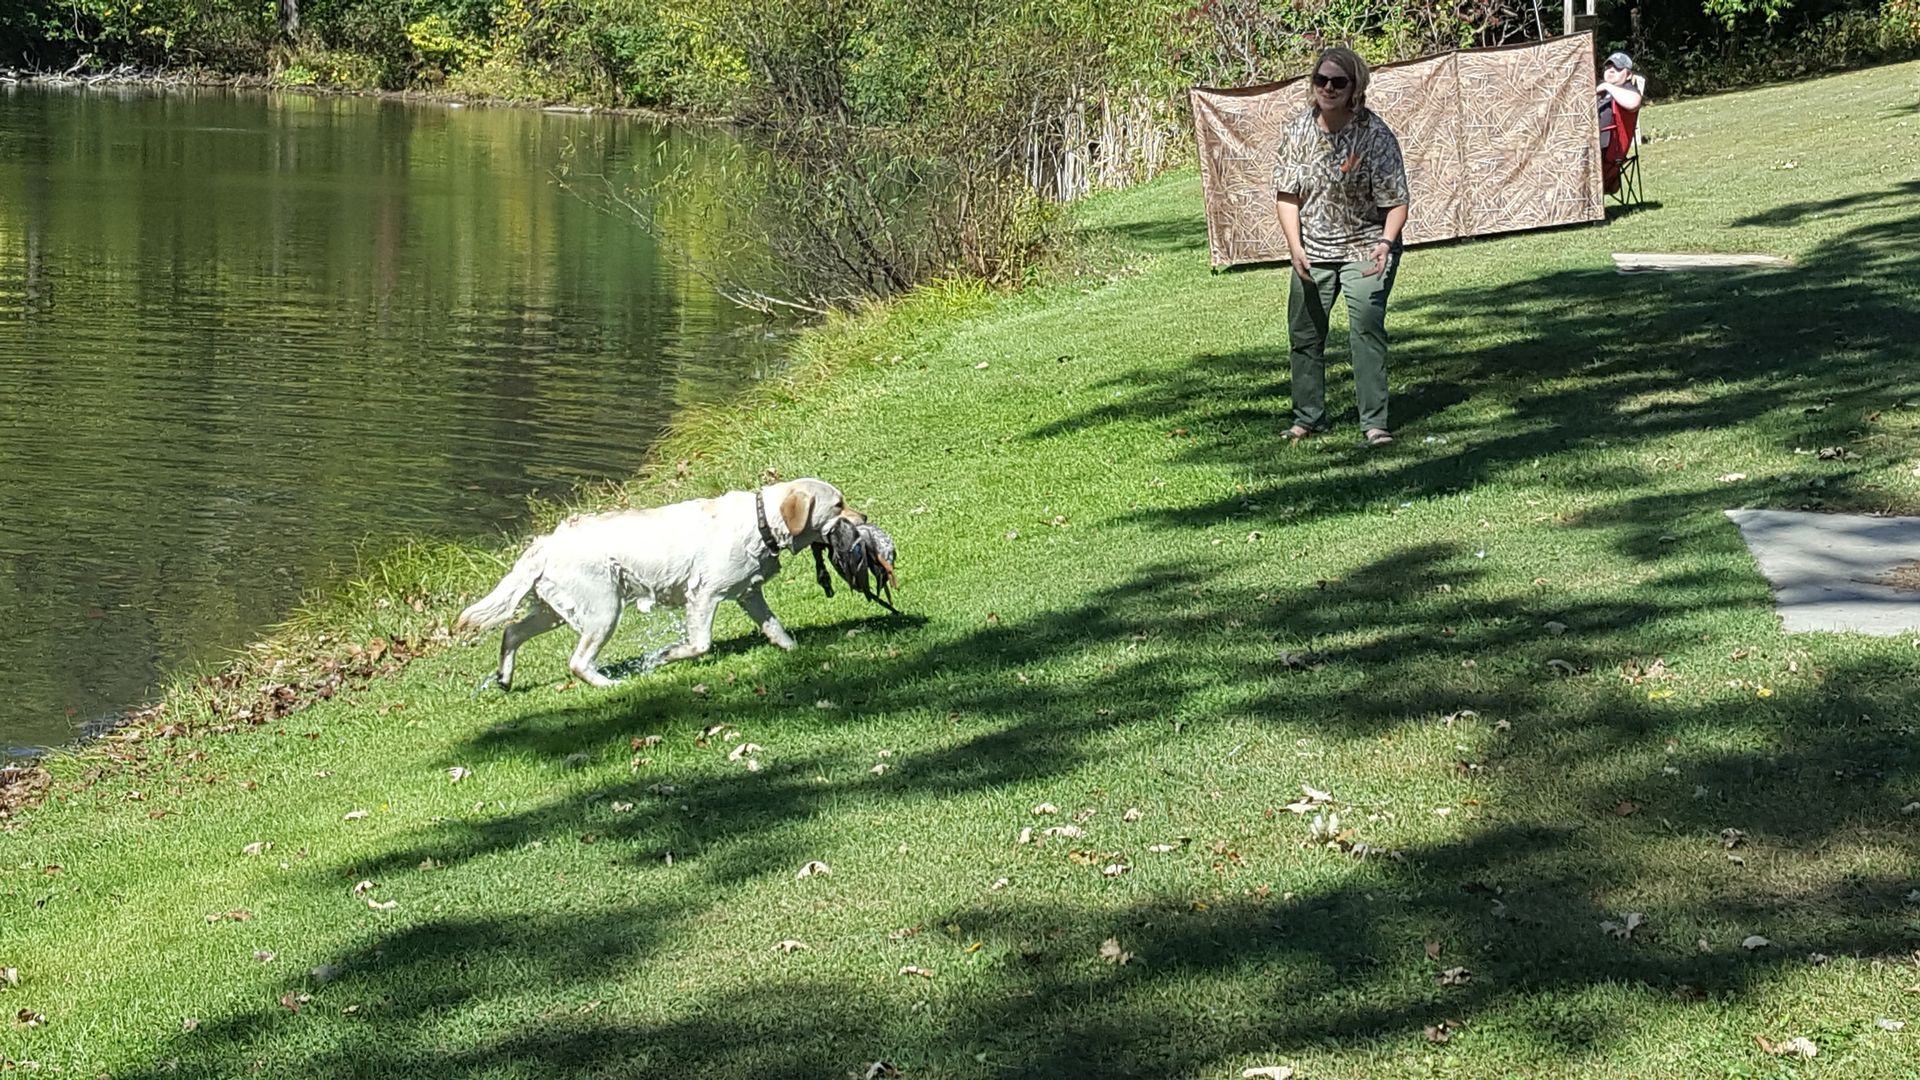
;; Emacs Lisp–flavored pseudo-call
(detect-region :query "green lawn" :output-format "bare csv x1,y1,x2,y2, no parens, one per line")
4,60,1920,1079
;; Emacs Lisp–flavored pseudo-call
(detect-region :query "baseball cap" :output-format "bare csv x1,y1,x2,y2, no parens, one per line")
1605,51,1634,71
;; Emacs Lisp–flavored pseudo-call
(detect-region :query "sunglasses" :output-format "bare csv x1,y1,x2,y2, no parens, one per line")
1312,73,1352,90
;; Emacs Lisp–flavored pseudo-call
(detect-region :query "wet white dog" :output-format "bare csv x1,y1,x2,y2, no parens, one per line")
455,478,863,690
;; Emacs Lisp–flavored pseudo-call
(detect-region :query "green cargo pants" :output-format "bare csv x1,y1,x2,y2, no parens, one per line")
1287,253,1400,433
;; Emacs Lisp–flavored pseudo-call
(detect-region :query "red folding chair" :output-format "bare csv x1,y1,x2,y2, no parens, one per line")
1600,87,1645,208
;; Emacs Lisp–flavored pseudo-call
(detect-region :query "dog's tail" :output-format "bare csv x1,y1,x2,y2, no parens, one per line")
454,539,547,634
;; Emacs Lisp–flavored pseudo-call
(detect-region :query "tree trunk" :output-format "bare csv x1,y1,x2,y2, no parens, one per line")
279,0,299,40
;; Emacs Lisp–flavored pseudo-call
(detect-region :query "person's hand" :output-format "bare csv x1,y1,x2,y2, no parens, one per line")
1290,247,1314,282
1363,239,1393,277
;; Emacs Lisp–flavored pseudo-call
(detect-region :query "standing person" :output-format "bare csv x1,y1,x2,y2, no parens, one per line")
1273,46,1410,448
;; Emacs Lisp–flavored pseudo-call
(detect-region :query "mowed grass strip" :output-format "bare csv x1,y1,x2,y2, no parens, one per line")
2,60,1918,1080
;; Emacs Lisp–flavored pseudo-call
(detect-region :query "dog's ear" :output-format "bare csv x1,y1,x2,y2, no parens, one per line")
779,487,815,541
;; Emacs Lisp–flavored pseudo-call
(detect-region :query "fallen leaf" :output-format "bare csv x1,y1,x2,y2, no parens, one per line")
1601,912,1646,940
1044,825,1084,839
1099,938,1133,965
1122,807,1143,822
1717,472,1748,483
1147,843,1175,853
1016,827,1034,845
16,1008,46,1026
1720,828,1747,849
611,801,633,813
1546,659,1579,676
1437,966,1472,986
1241,1068,1294,1080
366,898,398,911
278,991,309,1013
241,841,272,856
727,742,761,762
253,950,275,963
352,879,377,895
1544,621,1569,636
447,766,471,784
343,809,369,821
181,1017,200,1032
990,877,1009,891
1774,1035,1818,1058
1032,803,1058,816
1424,1021,1455,1043
1425,941,1442,960
898,965,935,978
0,968,16,988
1614,800,1639,816
1742,935,1772,950
869,763,889,776
771,939,808,954
1101,863,1131,878
796,860,831,880
865,1063,900,1080
1877,1018,1906,1031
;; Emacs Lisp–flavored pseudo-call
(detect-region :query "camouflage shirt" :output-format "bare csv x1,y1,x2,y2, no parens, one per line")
1272,106,1410,263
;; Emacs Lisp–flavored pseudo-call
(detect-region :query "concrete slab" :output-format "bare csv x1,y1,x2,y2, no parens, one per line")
1613,252,1794,273
1726,509,1920,635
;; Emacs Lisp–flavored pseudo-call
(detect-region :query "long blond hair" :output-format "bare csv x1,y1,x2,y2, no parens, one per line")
1313,46,1372,114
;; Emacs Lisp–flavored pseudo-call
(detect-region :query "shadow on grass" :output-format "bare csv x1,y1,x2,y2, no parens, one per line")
125,543,1920,1076
120,185,1920,1078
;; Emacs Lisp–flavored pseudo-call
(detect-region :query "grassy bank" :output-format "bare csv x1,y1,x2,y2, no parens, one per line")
4,60,1920,1079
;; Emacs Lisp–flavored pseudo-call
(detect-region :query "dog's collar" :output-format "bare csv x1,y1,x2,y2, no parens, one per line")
752,489,786,558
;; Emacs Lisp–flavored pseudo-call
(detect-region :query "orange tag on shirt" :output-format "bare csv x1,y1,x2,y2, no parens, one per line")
1341,152,1360,174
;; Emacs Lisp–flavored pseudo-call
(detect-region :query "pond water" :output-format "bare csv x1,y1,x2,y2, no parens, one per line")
0,86,782,753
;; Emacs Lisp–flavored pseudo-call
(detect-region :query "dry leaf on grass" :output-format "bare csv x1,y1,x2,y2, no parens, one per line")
447,766,472,783
796,860,831,880
1742,935,1772,950
864,1063,900,1080
1425,941,1442,960
366,898,398,911
1755,1034,1818,1058
0,967,17,988
1031,803,1058,816
352,879,377,896
253,950,276,963
16,1008,47,1027
1437,966,1472,986
181,1017,199,1032
1720,828,1747,849
869,764,889,776
278,992,309,1013
241,841,272,856
1241,1068,1293,1080
990,877,1010,891
1601,913,1646,940
770,940,808,954
1122,807,1143,822
1717,472,1748,483
1016,827,1034,845
1424,1020,1457,1043
1043,825,1084,839
343,809,369,821
1546,659,1580,676
1101,863,1131,878
1099,938,1133,965
1876,1018,1906,1031
727,743,761,762
1544,621,1569,636
611,801,633,813
1147,843,1176,853
898,965,935,979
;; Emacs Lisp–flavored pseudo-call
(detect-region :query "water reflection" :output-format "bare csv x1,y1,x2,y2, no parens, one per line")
0,86,783,752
